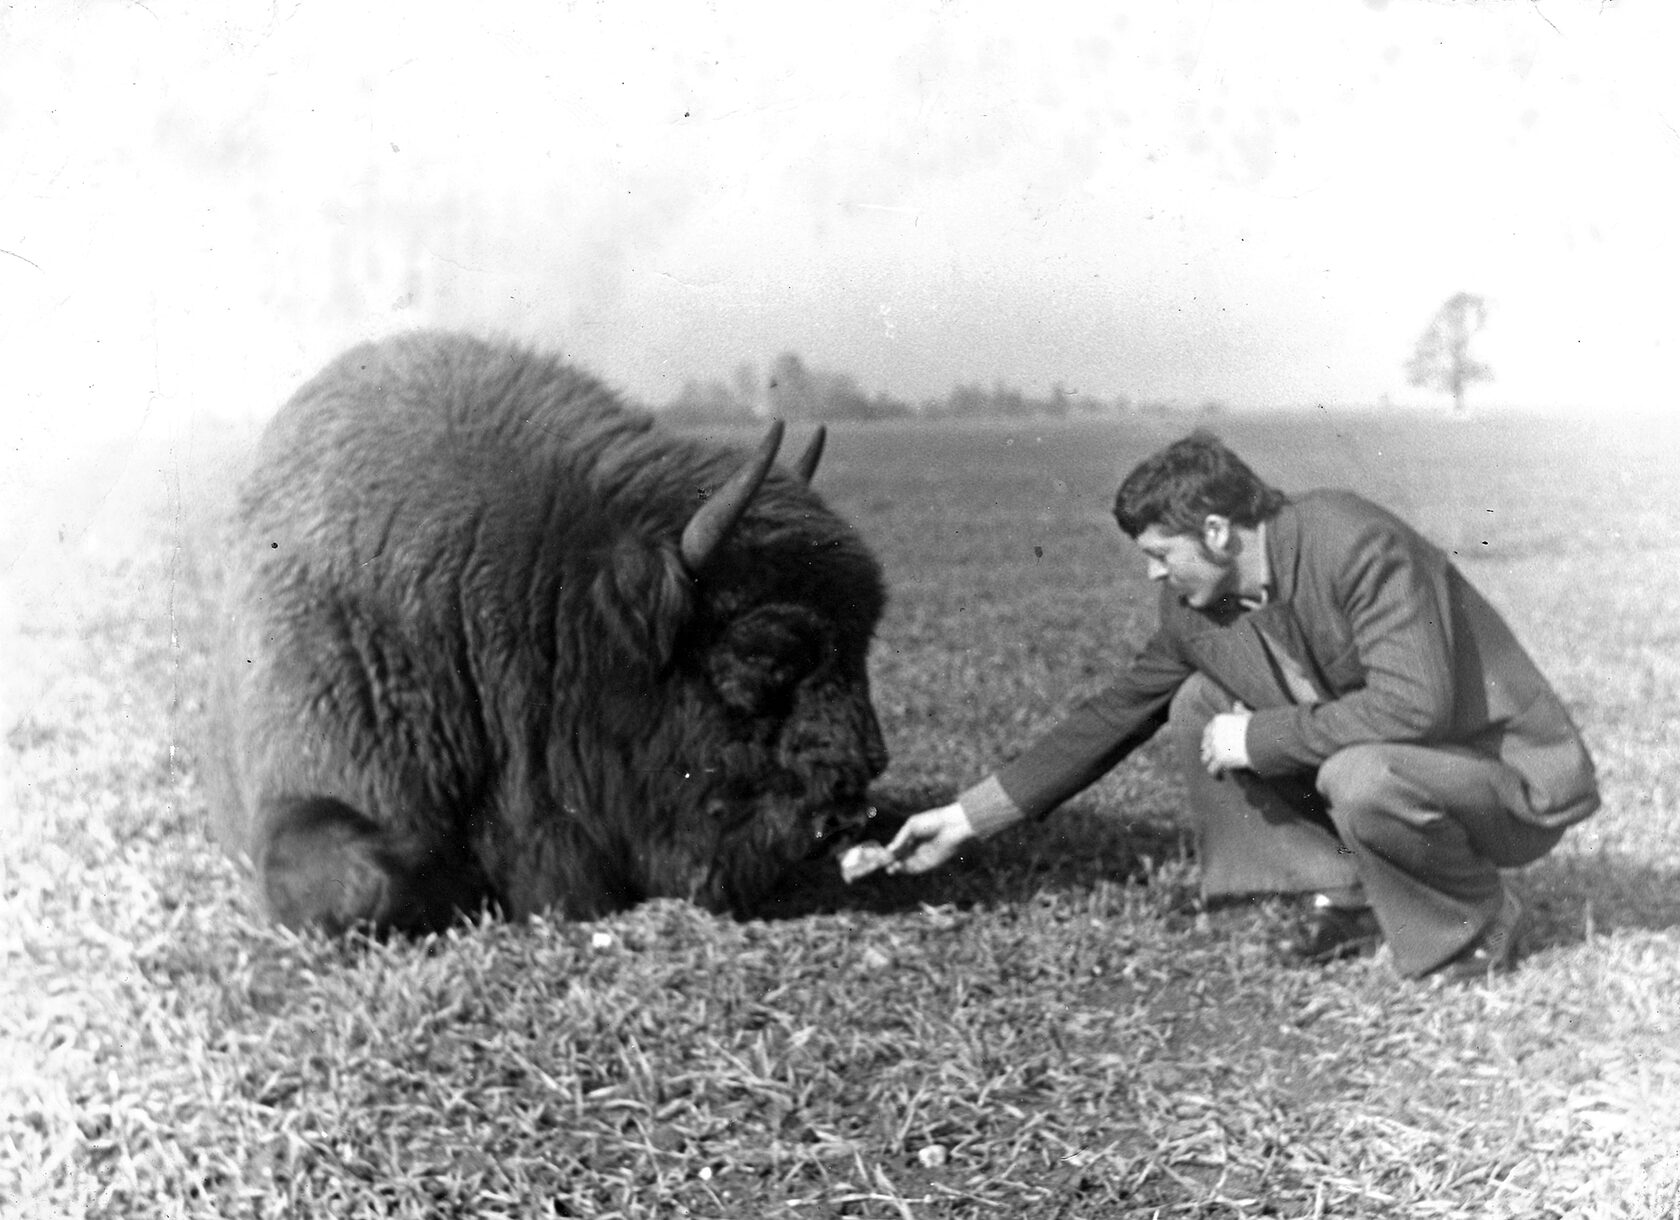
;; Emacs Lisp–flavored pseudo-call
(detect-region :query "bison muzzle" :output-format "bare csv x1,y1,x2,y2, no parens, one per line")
205,331,888,935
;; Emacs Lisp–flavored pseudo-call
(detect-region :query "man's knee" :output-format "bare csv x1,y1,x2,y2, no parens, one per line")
1316,744,1406,817
1316,743,1465,864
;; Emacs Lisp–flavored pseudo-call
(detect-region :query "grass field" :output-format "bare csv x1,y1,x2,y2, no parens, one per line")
4,409,1678,1218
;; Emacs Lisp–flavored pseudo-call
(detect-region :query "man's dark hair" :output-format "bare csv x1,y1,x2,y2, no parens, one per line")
1112,431,1289,538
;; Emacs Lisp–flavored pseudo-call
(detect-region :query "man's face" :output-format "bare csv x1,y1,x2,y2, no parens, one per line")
1134,519,1236,609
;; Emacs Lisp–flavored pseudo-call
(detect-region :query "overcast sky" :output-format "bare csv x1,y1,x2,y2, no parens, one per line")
4,0,1678,448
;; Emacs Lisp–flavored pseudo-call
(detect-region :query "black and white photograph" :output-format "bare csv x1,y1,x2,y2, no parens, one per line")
3,1,1677,1215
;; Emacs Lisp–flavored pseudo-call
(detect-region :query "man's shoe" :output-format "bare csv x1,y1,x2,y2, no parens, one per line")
1437,886,1525,980
1275,893,1383,966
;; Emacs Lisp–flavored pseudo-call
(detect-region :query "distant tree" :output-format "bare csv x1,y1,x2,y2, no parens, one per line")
663,377,752,424
767,352,822,420
813,369,871,420
862,392,915,421
731,362,764,417
935,382,990,419
760,351,911,421
990,381,1028,418
1405,292,1492,413
926,378,1124,419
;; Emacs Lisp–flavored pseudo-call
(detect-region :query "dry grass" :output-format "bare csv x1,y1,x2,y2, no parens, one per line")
3,410,1677,1218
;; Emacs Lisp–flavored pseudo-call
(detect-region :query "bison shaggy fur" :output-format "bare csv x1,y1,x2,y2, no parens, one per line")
205,331,888,934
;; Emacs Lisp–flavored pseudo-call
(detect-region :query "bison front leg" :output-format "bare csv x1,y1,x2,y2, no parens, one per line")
257,796,488,936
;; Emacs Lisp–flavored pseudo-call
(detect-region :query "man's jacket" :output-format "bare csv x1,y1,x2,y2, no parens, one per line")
994,490,1600,829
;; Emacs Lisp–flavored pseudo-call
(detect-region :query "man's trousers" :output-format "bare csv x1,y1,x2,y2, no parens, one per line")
1168,672,1565,976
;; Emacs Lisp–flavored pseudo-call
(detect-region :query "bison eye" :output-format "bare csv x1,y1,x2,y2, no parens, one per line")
707,608,825,712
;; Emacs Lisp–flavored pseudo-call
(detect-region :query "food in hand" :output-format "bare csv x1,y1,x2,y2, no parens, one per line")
840,842,896,884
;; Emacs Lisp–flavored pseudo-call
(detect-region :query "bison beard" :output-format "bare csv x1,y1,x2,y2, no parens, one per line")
205,331,888,935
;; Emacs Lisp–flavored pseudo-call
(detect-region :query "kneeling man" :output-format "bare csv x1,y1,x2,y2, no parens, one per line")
889,433,1598,979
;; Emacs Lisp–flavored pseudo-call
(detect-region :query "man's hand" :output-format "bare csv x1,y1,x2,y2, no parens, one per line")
1200,702,1252,775
885,803,977,874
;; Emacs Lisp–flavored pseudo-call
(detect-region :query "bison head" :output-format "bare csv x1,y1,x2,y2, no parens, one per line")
515,422,888,917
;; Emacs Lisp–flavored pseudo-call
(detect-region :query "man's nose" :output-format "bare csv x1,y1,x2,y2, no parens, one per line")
1146,558,1168,582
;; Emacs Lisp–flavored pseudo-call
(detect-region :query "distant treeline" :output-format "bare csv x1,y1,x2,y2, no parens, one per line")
661,351,1149,424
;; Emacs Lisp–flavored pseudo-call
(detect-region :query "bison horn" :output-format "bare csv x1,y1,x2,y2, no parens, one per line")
680,419,784,572
792,425,826,483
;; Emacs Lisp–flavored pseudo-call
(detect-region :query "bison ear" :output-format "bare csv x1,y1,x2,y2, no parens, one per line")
590,540,694,669
680,420,783,573
792,425,825,483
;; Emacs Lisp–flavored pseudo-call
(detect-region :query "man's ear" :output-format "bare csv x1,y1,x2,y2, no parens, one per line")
1201,513,1233,555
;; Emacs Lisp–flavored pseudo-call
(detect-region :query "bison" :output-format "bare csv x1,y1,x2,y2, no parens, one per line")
205,331,888,935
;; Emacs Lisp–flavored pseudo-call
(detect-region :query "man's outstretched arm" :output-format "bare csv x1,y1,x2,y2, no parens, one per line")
885,775,1024,874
